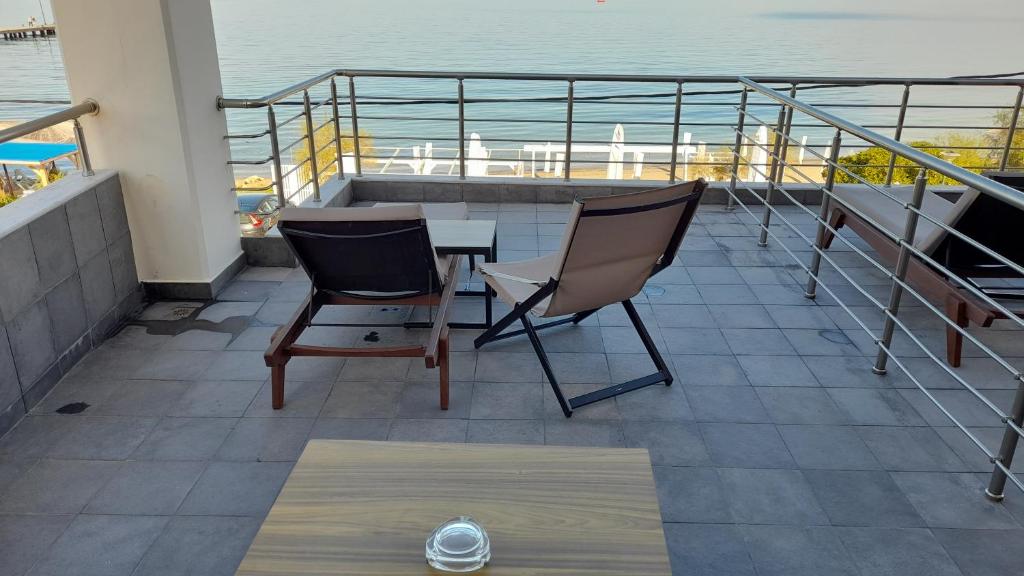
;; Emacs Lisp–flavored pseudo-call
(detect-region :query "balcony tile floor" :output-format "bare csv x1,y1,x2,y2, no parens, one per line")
1,204,1023,575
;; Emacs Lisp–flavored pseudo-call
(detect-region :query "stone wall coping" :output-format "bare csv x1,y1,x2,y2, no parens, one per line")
0,170,119,241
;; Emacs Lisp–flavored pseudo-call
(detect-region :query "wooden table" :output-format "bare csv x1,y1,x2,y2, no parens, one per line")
236,441,671,575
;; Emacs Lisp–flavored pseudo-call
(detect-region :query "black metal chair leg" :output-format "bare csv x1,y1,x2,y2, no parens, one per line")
521,315,572,418
622,299,672,385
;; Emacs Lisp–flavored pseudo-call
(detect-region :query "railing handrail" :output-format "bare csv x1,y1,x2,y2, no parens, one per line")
739,76,1024,212
0,100,99,179
217,69,1024,110
0,100,99,143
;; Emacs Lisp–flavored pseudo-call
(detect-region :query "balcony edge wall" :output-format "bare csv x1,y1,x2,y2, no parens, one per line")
0,171,142,437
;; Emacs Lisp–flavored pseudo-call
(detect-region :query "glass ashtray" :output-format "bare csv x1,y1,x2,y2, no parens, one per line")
425,516,491,572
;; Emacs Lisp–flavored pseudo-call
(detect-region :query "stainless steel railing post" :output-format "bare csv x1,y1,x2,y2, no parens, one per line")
726,88,749,211
330,78,344,179
757,86,796,247
873,168,928,374
986,377,1024,500
669,81,683,183
72,118,94,177
805,129,843,299
564,80,574,182
999,86,1023,171
885,84,911,186
302,90,321,202
458,79,466,179
267,104,286,205
347,76,363,176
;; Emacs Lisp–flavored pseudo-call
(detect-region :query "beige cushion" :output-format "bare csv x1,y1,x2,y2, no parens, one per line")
478,254,561,316
831,184,979,254
373,202,469,220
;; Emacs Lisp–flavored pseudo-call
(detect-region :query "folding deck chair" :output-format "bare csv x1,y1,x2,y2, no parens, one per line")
474,180,707,417
265,205,460,410
822,172,1024,367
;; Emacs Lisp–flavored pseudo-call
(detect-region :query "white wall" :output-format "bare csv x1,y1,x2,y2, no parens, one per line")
50,0,240,285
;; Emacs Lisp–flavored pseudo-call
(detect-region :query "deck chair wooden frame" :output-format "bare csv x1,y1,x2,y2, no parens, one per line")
474,180,707,417
265,205,460,410
821,175,1024,367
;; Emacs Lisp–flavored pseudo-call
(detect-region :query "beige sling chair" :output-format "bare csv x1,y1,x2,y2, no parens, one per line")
474,180,707,417
265,205,460,410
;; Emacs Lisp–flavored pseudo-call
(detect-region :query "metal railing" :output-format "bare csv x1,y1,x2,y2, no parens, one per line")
0,100,99,187
728,77,1024,500
218,70,1024,205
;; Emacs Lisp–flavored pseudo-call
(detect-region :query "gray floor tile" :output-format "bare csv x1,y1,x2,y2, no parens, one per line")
672,355,750,386
827,388,926,426
475,352,542,382
544,420,624,447
467,420,545,445
320,381,403,419
707,304,776,328
388,419,468,442
933,528,1024,576
89,380,190,417
0,459,121,514
201,351,273,381
547,352,611,384
84,460,205,515
765,305,837,329
891,472,1019,529
718,468,829,525
856,426,966,472
0,458,35,498
687,386,769,423
659,520,757,573
397,381,472,419
782,328,863,356
132,515,262,576
651,304,716,328
660,328,731,356
245,380,332,418
132,350,219,380
309,418,392,441
805,470,925,527
900,389,1012,428
169,380,262,418
30,378,122,415
838,527,964,576
215,418,314,461
0,514,73,576
741,525,860,576
226,326,278,351
803,355,901,388
653,467,732,523
47,416,158,460
0,416,73,459
178,461,293,517
470,382,544,420
337,356,411,381
722,328,797,356
27,515,168,576
737,355,818,387
607,353,674,383
624,421,710,466
697,284,757,304
407,351,477,382
614,382,692,421
779,425,880,470
756,387,846,425
701,423,795,469
132,417,236,461
163,330,234,351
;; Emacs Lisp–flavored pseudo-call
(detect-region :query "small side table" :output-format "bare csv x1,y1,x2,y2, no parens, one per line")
428,219,497,329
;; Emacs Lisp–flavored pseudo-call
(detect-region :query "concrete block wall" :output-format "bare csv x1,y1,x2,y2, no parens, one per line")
0,171,141,436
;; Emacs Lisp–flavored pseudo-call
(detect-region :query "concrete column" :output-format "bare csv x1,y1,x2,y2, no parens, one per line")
51,0,242,297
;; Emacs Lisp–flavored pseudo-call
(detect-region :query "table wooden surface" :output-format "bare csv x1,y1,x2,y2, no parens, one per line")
427,219,497,253
235,440,671,575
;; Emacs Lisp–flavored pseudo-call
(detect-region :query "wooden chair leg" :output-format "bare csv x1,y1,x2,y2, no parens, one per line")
438,330,450,410
271,365,285,409
945,296,968,368
821,210,845,250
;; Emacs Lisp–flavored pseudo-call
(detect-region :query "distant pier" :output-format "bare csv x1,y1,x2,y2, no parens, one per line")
0,25,56,41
